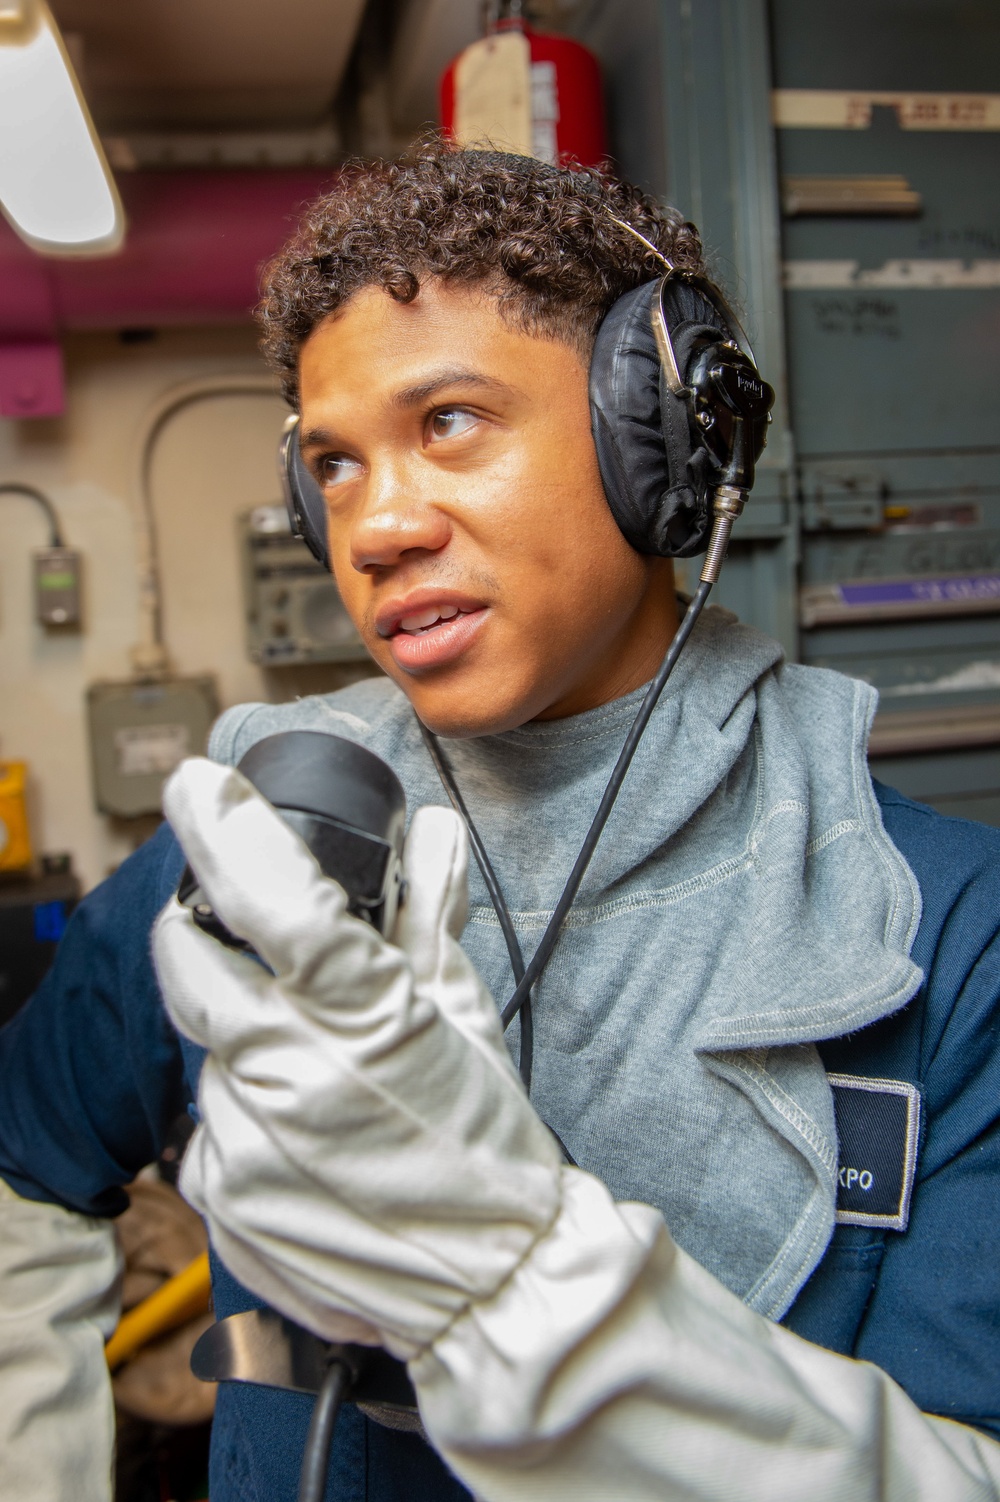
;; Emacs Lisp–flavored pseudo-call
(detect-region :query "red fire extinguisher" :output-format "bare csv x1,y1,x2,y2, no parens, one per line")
440,12,607,168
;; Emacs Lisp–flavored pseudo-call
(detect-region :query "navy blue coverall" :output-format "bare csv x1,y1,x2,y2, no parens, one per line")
0,781,998,1501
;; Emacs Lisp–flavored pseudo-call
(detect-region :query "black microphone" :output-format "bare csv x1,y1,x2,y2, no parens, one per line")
177,730,407,946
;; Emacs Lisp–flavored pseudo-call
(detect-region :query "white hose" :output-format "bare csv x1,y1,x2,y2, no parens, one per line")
129,375,282,678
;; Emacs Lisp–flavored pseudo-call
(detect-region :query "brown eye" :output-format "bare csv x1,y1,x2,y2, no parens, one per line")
429,409,478,441
320,454,362,487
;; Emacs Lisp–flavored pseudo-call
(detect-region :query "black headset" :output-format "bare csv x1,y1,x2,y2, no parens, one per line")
278,261,773,576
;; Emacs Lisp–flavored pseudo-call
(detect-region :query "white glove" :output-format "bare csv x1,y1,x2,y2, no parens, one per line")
154,757,564,1360
156,756,1000,1502
0,1176,121,1502
415,1179,1000,1501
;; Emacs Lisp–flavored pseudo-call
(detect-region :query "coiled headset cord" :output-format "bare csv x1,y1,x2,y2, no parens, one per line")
417,718,535,1085
420,579,713,1088
298,586,712,1501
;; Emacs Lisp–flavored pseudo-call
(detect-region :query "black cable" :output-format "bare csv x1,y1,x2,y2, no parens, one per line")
297,1358,351,1502
417,721,527,985
0,483,64,547
517,983,533,1091
418,582,713,1069
417,721,535,1087
500,580,713,1027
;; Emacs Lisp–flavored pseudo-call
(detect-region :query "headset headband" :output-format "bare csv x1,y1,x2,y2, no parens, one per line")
279,193,773,578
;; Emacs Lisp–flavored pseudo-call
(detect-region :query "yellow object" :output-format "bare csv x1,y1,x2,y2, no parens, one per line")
0,760,32,871
105,1249,211,1372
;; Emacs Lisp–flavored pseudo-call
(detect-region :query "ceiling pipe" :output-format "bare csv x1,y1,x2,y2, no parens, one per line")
0,168,335,417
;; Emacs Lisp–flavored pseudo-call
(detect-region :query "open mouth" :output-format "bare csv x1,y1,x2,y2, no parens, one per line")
394,603,467,636
377,596,488,672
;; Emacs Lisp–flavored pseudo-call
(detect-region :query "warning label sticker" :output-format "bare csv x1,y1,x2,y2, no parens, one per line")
114,724,190,778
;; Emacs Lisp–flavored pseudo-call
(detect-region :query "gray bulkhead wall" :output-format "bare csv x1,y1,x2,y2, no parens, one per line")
568,0,1000,826
771,0,1000,825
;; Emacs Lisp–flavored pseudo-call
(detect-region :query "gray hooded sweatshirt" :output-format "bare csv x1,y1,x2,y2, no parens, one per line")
210,605,922,1321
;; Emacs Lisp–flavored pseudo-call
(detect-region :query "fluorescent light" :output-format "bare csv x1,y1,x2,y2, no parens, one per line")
0,0,123,255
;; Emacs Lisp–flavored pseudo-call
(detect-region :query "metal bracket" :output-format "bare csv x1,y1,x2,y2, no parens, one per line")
191,1309,417,1415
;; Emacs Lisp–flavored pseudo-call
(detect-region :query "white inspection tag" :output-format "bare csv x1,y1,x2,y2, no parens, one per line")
454,31,533,157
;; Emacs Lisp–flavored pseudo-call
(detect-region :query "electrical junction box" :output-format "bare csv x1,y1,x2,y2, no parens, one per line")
86,676,219,818
33,547,82,627
239,505,368,666
0,760,33,871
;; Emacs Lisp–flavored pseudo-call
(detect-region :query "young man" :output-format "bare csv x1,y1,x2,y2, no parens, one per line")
1,144,999,1502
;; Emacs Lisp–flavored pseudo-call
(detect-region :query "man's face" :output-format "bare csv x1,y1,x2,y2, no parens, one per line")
298,279,677,737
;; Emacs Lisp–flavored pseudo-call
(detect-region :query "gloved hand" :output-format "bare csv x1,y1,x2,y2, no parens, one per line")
153,757,564,1360
153,758,1000,1502
0,1177,120,1502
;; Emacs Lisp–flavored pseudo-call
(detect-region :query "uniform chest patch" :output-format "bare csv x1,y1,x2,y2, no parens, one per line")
828,1074,921,1231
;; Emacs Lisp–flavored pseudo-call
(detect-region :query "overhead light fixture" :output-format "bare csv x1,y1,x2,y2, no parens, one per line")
0,0,123,255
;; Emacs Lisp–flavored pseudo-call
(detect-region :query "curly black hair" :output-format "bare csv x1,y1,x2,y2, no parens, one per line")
258,138,706,405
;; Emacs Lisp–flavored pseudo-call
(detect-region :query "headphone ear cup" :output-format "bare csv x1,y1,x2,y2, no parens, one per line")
279,416,330,570
588,290,664,554
589,279,726,558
